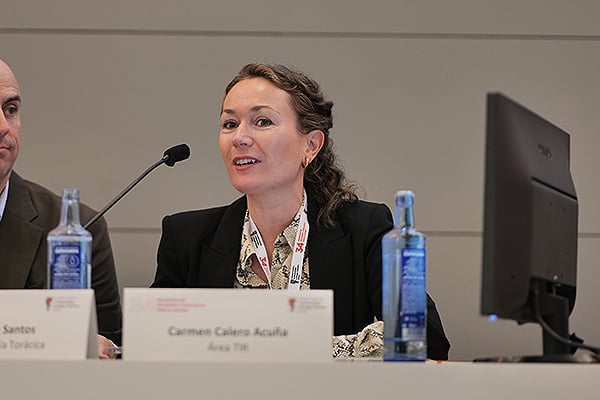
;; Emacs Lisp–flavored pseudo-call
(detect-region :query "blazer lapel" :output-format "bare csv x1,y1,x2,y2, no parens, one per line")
0,173,44,288
306,198,356,334
195,196,247,287
306,196,352,291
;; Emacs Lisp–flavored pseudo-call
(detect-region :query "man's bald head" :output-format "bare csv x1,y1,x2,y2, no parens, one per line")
0,58,22,191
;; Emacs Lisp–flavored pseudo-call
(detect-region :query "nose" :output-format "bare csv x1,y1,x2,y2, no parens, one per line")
232,123,253,148
0,112,8,137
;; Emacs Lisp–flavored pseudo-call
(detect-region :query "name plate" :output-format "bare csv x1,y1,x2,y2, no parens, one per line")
0,289,97,359
123,288,333,362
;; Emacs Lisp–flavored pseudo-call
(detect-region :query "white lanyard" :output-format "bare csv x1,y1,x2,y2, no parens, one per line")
248,195,309,291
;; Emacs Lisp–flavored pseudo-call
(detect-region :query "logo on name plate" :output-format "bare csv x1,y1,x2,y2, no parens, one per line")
286,296,328,314
43,296,80,311
288,298,296,312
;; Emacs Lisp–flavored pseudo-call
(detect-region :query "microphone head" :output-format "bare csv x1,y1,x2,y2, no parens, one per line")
163,144,190,167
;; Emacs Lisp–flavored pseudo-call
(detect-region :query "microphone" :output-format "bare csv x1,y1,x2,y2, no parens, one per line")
83,143,190,230
162,143,191,167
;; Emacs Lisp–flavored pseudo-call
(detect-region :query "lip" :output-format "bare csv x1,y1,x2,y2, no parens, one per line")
0,141,12,150
232,156,260,171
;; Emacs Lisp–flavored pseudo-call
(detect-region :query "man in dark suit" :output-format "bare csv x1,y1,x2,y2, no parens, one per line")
0,58,121,354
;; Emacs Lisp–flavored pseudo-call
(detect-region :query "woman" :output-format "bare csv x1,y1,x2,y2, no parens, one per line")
152,62,450,359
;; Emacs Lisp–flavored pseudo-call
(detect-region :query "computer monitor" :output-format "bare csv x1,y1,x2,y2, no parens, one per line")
480,92,578,361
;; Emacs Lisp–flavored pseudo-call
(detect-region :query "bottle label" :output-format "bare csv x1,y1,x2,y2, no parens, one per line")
400,248,426,339
49,244,86,289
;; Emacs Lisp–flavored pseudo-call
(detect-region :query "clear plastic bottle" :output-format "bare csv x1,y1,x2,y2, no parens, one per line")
47,188,92,289
382,190,427,361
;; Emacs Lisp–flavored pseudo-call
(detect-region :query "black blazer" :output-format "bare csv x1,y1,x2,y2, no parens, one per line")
152,195,450,359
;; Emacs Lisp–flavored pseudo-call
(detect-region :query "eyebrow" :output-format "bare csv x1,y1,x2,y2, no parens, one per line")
221,105,275,115
2,95,21,107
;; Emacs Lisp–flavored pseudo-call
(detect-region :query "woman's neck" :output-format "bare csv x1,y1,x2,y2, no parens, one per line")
247,189,304,244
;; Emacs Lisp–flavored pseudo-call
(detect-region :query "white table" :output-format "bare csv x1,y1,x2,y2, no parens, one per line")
1,359,598,400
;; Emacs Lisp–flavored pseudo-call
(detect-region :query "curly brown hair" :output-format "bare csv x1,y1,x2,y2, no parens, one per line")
224,62,358,228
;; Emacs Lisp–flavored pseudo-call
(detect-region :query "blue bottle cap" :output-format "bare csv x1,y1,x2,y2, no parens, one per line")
395,190,415,207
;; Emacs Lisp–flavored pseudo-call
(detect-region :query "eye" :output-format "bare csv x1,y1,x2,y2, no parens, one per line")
256,117,273,127
221,120,238,130
4,104,19,117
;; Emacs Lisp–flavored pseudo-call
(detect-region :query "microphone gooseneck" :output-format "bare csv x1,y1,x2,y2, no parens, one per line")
83,144,190,230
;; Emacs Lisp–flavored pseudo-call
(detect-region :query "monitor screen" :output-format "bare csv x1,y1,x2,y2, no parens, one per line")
481,92,578,359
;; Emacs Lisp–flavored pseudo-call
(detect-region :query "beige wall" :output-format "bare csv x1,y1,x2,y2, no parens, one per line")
2,0,600,360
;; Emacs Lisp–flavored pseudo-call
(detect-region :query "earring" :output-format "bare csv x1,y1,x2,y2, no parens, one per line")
302,157,311,168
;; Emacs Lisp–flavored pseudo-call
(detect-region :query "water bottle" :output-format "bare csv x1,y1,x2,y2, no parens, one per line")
382,190,427,361
47,188,92,289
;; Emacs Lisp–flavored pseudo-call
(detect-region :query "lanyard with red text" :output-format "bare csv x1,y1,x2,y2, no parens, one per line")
248,195,309,291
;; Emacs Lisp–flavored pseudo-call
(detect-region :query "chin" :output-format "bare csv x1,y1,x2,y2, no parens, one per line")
229,180,258,196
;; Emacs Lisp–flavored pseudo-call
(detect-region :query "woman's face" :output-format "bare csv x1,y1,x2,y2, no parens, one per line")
219,77,314,198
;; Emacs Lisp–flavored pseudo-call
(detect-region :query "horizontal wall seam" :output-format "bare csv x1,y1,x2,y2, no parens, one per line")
107,227,600,238
423,232,600,238
1,28,600,41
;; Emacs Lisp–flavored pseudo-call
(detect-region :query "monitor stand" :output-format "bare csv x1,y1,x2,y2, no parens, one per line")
474,292,599,363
